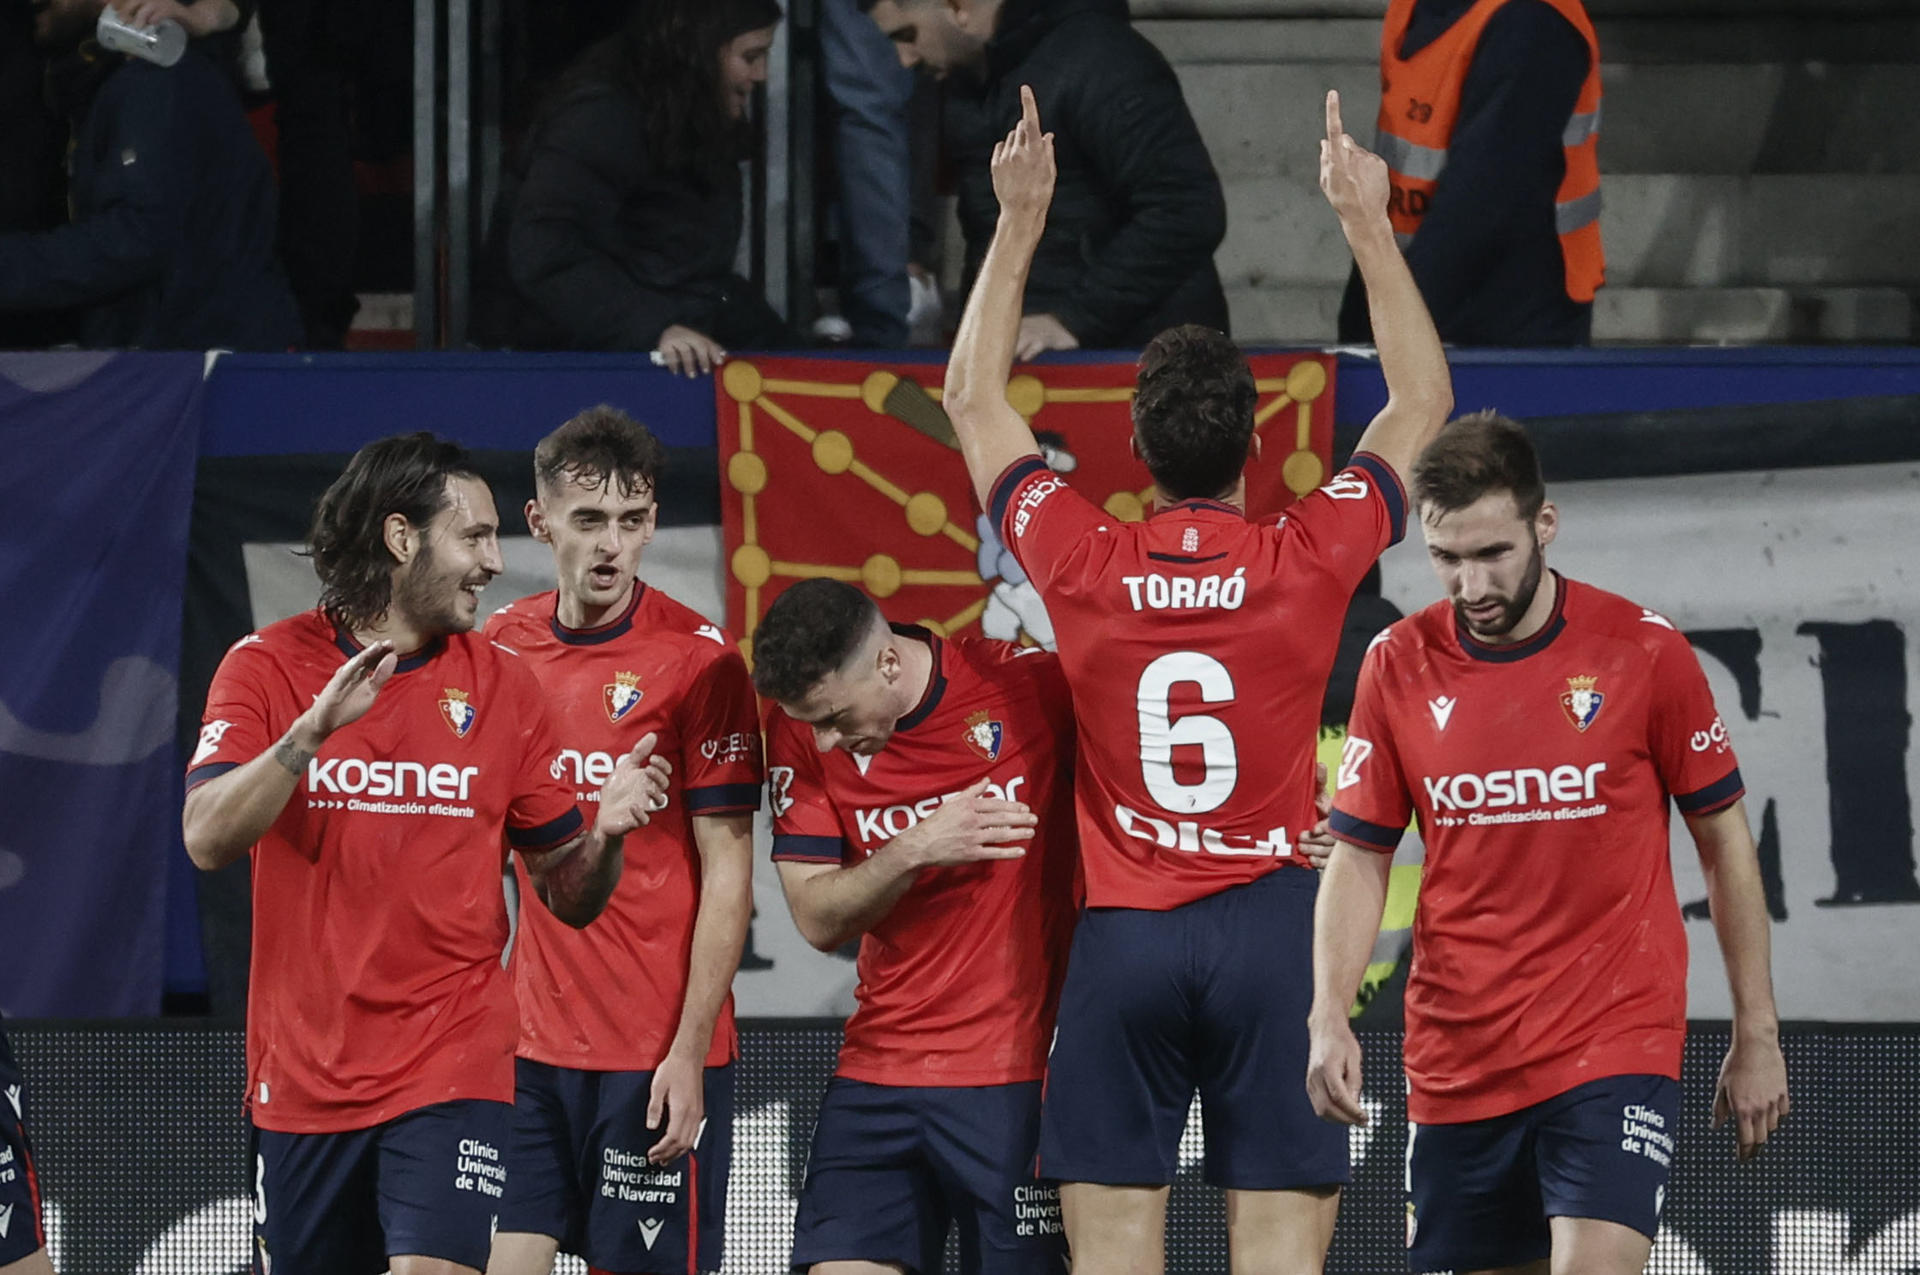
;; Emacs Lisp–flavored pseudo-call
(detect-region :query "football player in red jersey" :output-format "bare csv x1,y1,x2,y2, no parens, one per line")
1312,414,1790,1275
755,578,1079,1275
183,433,670,1275
484,407,760,1275
939,88,1453,1273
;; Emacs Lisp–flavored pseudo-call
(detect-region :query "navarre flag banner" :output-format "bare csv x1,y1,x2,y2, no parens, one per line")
717,352,1336,651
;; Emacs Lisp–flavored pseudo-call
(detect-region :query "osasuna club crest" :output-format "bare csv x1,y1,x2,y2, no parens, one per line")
439,687,476,738
963,710,1004,762
1560,675,1605,732
605,670,644,723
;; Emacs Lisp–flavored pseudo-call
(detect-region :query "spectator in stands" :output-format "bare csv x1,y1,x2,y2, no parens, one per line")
1338,0,1604,346
872,0,1227,356
0,0,301,350
819,0,916,346
477,0,789,373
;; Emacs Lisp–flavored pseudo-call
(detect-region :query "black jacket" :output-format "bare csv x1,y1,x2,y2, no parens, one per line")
477,78,786,351
1339,0,1593,346
0,48,300,351
945,0,1229,347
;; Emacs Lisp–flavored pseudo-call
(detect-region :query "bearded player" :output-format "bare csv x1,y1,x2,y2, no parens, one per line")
484,407,761,1275
1312,413,1790,1275
754,578,1079,1275
939,87,1453,1272
184,433,670,1275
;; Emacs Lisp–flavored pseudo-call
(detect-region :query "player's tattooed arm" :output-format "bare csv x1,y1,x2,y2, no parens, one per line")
183,641,397,871
944,84,1053,511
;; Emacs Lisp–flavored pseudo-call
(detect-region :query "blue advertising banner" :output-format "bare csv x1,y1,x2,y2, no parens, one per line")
0,353,203,1016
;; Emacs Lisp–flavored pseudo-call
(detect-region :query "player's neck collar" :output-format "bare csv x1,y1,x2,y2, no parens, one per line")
1152,497,1244,520
550,581,647,646
332,623,444,673
891,623,947,732
1454,571,1569,664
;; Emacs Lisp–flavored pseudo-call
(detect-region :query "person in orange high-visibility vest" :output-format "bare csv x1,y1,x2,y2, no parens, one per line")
1337,0,1603,347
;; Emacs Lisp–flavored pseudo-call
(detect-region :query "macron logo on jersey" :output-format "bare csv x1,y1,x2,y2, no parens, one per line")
1428,697,1457,731
307,757,478,800
0,1202,12,1239
4,1083,20,1118
192,719,232,766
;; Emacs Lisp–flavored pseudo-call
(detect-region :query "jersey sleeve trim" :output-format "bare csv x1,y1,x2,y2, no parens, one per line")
1347,451,1408,546
685,782,763,815
1674,768,1745,816
184,761,243,792
1329,809,1404,854
771,834,846,864
508,806,586,852
988,455,1050,531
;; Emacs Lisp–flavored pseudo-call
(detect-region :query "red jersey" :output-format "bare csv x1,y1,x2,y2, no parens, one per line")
767,631,1078,1086
186,611,585,1133
1330,575,1745,1124
990,452,1406,910
484,584,762,1071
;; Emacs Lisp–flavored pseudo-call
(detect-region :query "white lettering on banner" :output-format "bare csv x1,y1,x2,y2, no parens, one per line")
853,777,1027,843
1011,476,1064,537
1115,803,1291,858
1120,569,1247,612
1422,763,1607,812
307,757,478,800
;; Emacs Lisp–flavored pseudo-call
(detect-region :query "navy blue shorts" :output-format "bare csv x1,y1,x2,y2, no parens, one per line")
251,1098,511,1275
497,1058,733,1274
791,1078,1067,1275
0,1028,48,1264
1407,1074,1680,1273
1037,868,1347,1190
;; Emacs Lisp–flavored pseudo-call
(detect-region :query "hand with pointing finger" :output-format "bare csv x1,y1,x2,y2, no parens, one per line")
1318,89,1391,232
992,84,1057,227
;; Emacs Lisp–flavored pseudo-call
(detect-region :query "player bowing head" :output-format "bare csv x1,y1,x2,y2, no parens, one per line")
753,578,1078,1275
1413,410,1558,642
752,580,923,757
307,431,503,640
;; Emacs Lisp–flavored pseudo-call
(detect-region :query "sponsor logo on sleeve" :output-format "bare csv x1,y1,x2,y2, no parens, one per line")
1337,736,1373,790
768,766,795,818
701,731,757,765
191,719,232,766
1690,714,1731,754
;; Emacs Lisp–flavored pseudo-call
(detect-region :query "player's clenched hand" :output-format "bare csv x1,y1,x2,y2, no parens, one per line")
595,731,675,839
892,778,1036,869
1306,1014,1369,1126
646,1048,706,1165
1714,1033,1789,1160
1318,89,1390,230
1299,761,1337,869
303,641,397,738
991,85,1056,225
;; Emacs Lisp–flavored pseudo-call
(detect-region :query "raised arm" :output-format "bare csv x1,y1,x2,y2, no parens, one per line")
1322,90,1454,483
944,85,1054,512
776,781,1034,951
1687,799,1790,1160
182,642,396,870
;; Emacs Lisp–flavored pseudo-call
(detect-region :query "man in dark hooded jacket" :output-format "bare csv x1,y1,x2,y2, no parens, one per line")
0,0,300,350
934,0,1228,356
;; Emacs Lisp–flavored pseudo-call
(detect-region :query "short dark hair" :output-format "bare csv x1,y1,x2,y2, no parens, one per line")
1130,325,1258,502
1411,410,1546,520
751,579,884,703
308,433,480,631
534,404,668,500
